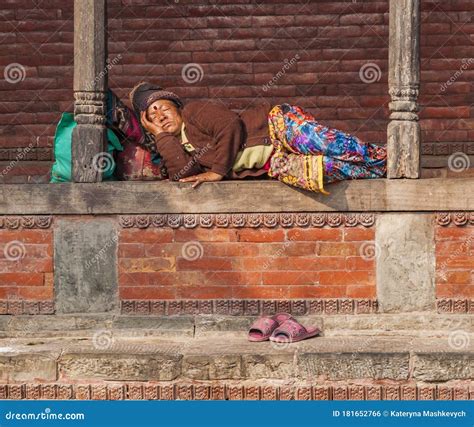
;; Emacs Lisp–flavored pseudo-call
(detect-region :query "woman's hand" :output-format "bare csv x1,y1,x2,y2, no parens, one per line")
179,171,224,188
140,111,165,137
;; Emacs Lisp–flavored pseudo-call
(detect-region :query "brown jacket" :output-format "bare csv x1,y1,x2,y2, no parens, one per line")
154,100,273,181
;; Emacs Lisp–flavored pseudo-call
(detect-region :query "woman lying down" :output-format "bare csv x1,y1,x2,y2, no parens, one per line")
122,82,386,193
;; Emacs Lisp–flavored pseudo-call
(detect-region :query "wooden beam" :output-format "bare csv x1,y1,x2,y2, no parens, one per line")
387,0,421,178
72,0,107,183
0,179,472,214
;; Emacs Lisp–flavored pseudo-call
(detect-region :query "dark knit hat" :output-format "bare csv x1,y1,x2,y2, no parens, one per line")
129,82,183,114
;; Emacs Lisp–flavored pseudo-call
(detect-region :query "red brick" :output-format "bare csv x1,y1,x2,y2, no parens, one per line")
234,257,346,271
120,229,174,244
0,230,52,244
437,271,471,285
436,227,474,240
319,271,374,286
237,229,285,243
343,228,375,241
0,272,44,286
16,286,53,300
120,287,176,300
346,257,375,271
258,242,317,257
435,241,470,255
118,244,146,258
287,228,342,241
287,285,348,298
119,271,201,287
262,271,319,286
202,271,262,286
437,256,474,269
0,258,52,273
174,229,238,242
176,257,232,271
437,284,473,298
119,257,175,273
317,242,361,257
0,287,17,298
232,286,288,299
346,285,377,298
144,243,183,257
176,286,233,299
210,243,259,257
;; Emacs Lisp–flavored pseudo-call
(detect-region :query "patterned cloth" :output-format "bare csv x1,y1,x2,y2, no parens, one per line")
106,89,157,153
267,104,387,193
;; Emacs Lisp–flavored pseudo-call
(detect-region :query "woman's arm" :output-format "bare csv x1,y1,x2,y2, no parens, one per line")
183,101,244,177
140,111,202,180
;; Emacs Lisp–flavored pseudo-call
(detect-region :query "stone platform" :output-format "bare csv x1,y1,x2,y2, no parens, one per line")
1,313,472,400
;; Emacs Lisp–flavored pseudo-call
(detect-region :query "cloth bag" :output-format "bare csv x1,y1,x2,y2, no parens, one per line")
50,112,123,183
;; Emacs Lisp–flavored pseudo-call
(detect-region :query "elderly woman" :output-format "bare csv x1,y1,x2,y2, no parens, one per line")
126,82,386,192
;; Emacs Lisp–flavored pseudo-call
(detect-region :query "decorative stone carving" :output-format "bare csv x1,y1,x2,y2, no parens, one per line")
120,299,378,316
436,212,474,226
1,382,471,401
0,216,53,229
118,213,377,228
0,300,55,315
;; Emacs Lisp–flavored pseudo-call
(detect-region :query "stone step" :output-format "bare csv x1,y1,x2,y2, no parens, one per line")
0,335,472,384
1,313,472,339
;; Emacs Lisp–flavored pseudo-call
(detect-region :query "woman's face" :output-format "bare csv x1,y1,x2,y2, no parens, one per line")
146,99,182,136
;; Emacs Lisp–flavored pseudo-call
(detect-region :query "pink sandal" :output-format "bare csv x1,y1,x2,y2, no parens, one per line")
248,313,293,342
269,318,321,343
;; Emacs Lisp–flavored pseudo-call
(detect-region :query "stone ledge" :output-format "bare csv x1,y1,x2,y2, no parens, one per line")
2,313,472,339
1,380,472,400
0,178,473,214
1,336,472,383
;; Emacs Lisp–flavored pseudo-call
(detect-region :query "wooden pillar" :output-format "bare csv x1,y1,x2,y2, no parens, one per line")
72,0,107,182
387,0,421,178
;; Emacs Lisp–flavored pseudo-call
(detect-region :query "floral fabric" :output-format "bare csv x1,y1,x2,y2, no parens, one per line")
267,104,387,193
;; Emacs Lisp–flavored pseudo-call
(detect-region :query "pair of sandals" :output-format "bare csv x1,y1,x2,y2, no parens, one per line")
248,313,321,343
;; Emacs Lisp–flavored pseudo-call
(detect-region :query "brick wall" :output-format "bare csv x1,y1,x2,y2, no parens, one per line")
118,224,376,301
0,0,473,180
436,223,474,299
0,213,472,314
0,226,53,312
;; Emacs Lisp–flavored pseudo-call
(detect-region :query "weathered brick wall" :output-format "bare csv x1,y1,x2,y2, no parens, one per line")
0,213,472,314
0,0,473,178
435,216,474,300
0,218,53,313
118,223,376,301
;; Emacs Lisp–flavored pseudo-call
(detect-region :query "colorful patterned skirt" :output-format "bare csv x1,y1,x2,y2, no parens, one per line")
267,104,387,194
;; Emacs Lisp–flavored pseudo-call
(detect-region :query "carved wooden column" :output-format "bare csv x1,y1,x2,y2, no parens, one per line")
387,0,421,178
72,0,107,182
